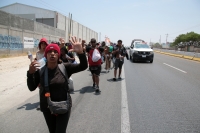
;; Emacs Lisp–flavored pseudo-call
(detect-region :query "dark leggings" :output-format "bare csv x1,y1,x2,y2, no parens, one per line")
43,108,71,133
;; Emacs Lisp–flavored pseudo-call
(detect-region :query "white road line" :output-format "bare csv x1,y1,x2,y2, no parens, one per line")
163,63,187,73
121,66,131,133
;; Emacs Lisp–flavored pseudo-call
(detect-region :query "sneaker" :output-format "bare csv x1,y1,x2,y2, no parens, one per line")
118,77,122,79
113,78,116,81
95,86,101,93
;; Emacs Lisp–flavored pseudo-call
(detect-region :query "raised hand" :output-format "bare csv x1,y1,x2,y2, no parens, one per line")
69,36,83,54
29,60,39,74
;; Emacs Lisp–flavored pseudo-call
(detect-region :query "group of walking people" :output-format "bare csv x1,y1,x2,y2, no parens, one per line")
26,36,128,133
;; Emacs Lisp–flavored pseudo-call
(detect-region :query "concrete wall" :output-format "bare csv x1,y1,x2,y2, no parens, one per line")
0,3,99,44
0,10,66,56
57,12,66,31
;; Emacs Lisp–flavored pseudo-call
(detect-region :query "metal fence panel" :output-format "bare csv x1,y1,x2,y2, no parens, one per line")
0,11,10,26
23,18,34,31
10,15,23,29
34,21,44,33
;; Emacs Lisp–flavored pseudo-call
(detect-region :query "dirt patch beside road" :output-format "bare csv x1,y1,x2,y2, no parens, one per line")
0,55,38,115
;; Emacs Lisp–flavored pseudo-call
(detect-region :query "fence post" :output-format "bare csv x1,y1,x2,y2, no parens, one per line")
8,26,10,56
22,29,24,54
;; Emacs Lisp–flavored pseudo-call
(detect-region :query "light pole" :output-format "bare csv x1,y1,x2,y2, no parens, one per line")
99,32,101,42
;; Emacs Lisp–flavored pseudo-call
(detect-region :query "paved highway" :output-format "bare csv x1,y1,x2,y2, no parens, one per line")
0,53,200,133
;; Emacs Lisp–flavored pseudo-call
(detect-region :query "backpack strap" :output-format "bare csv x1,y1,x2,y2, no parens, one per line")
58,64,70,92
39,65,46,77
44,66,50,92
39,64,70,93
58,64,69,82
39,65,48,91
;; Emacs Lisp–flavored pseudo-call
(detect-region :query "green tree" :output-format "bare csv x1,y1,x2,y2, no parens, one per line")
153,42,161,48
172,32,200,46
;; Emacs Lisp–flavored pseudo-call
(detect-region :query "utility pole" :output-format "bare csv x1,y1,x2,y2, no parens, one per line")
160,35,161,45
166,34,168,44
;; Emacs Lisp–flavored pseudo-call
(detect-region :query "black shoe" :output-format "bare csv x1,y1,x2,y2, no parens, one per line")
113,78,116,81
93,83,95,88
118,77,122,79
36,105,40,110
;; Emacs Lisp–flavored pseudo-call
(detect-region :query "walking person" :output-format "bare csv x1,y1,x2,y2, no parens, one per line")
34,38,48,110
112,40,127,81
104,44,111,73
109,43,115,69
86,38,103,93
59,38,65,49
35,38,48,60
60,46,77,64
27,36,88,133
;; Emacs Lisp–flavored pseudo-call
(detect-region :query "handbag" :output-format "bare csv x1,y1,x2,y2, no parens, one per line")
43,64,71,115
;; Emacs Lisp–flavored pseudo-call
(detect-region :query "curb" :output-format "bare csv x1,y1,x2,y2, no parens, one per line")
154,50,200,62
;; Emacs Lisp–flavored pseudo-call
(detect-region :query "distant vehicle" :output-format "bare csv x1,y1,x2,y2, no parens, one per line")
129,39,154,63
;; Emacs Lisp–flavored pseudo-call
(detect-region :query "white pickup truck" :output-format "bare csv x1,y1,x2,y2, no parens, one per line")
129,39,154,63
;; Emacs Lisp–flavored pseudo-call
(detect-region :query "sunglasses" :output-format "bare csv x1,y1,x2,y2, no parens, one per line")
91,41,96,44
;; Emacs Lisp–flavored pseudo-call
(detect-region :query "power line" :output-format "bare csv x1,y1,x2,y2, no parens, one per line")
35,0,68,16
169,23,200,35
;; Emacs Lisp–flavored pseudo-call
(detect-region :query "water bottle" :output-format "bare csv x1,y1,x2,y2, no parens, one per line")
35,57,46,69
28,51,33,62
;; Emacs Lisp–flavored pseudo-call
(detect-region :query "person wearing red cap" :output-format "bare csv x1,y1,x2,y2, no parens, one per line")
34,38,48,110
35,38,48,60
27,36,88,133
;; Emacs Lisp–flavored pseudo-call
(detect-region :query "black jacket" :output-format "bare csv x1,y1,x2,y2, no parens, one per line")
27,53,88,112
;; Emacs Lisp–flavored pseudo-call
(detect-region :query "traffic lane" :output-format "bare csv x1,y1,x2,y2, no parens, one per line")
67,64,121,133
154,53,200,90
155,52,200,82
124,58,200,132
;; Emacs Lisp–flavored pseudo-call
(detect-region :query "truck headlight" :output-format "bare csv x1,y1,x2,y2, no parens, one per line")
150,51,154,54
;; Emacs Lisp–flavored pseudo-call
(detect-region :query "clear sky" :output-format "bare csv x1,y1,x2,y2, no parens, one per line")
0,0,200,46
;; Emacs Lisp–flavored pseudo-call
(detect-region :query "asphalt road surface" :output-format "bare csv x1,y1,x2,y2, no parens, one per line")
0,53,200,133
